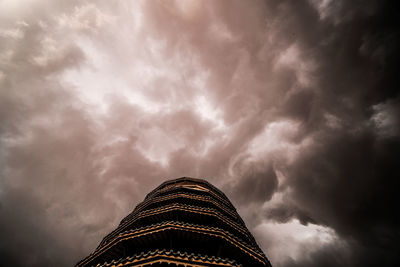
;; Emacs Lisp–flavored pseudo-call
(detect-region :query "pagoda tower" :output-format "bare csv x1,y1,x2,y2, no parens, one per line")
76,177,272,266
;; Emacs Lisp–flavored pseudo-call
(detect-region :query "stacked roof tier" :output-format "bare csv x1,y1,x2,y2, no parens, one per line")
76,177,272,267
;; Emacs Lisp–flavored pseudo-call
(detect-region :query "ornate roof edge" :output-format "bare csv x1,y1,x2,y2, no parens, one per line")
145,177,230,204
131,192,239,221
78,220,268,267
99,203,252,248
96,249,242,267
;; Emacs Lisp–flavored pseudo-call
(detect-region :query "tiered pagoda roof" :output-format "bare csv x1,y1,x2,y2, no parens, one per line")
76,177,272,267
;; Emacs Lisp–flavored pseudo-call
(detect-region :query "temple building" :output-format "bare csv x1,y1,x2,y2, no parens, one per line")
76,177,272,266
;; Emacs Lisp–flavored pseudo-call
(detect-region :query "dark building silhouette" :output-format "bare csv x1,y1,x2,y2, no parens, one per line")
76,177,272,266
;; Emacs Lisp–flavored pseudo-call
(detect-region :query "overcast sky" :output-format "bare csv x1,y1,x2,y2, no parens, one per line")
0,0,399,266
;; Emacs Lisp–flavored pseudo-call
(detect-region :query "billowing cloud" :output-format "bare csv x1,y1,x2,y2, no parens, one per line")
0,0,399,266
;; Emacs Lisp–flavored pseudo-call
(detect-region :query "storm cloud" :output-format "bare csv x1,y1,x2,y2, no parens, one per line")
0,0,399,266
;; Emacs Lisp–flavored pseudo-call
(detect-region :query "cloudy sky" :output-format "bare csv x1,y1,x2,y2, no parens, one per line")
0,0,399,266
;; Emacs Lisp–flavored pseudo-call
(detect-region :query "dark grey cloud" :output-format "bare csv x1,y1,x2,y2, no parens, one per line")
230,161,278,205
0,0,399,266
259,0,400,265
